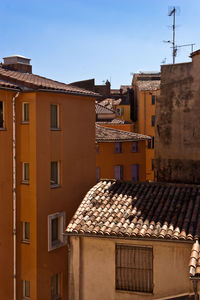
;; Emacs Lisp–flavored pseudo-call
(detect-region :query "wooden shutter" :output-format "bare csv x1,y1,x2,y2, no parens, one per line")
116,245,153,293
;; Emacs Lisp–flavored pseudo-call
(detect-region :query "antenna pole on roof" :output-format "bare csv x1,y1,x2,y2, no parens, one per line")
168,7,176,64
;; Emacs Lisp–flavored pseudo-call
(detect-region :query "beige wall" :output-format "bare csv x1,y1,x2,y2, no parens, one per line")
155,56,200,183
69,236,194,300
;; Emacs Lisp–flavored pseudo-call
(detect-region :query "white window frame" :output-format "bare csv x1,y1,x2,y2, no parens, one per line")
22,102,29,123
23,280,30,299
50,104,60,130
51,273,61,300
22,222,30,243
50,161,60,187
48,211,66,251
22,162,30,183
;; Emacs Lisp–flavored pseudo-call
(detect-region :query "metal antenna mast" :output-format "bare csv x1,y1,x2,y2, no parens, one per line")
169,7,176,64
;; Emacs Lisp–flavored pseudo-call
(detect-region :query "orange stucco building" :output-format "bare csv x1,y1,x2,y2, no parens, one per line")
132,73,160,181
0,55,96,300
96,124,151,182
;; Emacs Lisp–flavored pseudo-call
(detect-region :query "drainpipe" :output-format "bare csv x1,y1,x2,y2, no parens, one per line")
191,278,199,300
67,236,71,300
12,91,19,300
144,92,146,134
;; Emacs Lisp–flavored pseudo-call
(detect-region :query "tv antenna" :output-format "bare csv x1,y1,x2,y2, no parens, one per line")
163,7,195,64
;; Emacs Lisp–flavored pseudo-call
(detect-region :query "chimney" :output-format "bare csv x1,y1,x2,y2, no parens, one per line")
2,55,32,73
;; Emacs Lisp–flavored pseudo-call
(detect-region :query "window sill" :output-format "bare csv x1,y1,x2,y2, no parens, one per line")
0,127,6,131
51,296,61,300
51,128,61,131
21,240,30,244
23,297,30,300
21,121,29,125
21,181,30,185
51,184,61,189
48,241,65,252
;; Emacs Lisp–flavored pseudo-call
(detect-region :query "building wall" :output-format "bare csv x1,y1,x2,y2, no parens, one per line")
96,140,146,182
0,89,96,300
115,104,132,122
69,236,194,300
98,123,134,132
135,90,158,181
0,89,17,300
155,56,200,183
35,92,96,300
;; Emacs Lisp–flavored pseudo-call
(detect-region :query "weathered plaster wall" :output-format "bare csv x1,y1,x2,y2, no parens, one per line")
69,236,194,300
155,57,200,183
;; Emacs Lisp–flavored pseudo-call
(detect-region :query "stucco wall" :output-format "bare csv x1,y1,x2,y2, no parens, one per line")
155,57,200,183
69,236,194,300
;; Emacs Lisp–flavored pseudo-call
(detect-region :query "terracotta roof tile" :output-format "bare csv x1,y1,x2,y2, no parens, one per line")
96,124,151,142
66,180,200,243
0,66,98,97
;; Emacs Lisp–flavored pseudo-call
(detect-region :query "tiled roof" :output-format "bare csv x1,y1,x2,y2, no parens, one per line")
0,79,19,89
96,124,150,142
136,80,160,91
0,66,98,97
95,103,115,114
97,118,128,125
189,241,200,277
66,180,200,241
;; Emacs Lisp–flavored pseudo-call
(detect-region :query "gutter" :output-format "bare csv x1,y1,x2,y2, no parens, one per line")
37,88,100,98
64,231,194,245
12,92,19,300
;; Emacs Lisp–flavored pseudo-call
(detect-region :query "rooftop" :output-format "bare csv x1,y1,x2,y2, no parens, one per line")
96,124,150,142
0,65,99,97
136,80,160,91
95,103,115,115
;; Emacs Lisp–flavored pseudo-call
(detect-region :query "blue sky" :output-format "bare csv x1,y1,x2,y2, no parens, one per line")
0,0,199,88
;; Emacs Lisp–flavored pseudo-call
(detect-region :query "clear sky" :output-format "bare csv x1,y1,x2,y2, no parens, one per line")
0,0,199,88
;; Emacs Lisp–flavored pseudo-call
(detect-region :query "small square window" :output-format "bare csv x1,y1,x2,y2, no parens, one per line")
51,273,61,300
22,163,30,183
48,212,66,251
152,95,156,105
132,142,138,153
22,103,29,123
51,161,60,187
151,115,155,127
50,104,59,129
114,142,122,153
22,222,30,243
23,280,30,299
0,101,4,128
116,245,153,293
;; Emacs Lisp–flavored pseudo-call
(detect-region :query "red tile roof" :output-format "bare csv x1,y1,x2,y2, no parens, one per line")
0,66,99,97
96,124,151,142
66,180,200,241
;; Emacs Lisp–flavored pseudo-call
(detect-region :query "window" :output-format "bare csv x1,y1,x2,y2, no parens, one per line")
115,142,122,153
96,167,100,182
152,95,156,105
147,139,151,149
22,163,30,183
51,273,61,300
152,136,155,149
50,104,59,129
22,222,30,242
132,142,138,153
116,245,153,293
48,212,66,251
131,164,139,182
0,101,4,128
51,161,60,187
22,103,29,122
114,165,123,180
151,115,155,127
152,159,154,171
23,280,30,299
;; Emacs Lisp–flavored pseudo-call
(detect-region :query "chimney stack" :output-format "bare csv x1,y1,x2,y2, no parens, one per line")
2,55,32,73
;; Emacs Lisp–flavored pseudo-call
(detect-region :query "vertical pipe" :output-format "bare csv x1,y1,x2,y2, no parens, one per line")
173,8,175,64
12,92,19,300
